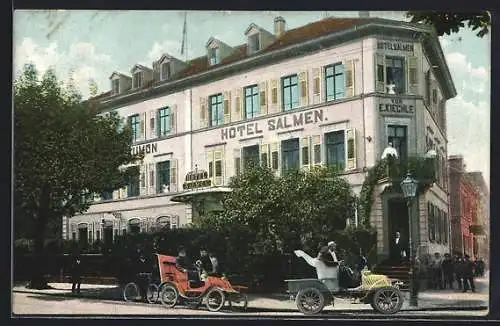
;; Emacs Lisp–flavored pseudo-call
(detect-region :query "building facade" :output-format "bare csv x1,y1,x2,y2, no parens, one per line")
63,16,456,262
448,155,482,257
467,171,490,262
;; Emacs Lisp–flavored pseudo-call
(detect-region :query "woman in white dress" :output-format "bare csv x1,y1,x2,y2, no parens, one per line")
294,246,339,292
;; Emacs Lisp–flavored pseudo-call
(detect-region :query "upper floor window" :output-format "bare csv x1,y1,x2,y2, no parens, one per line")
325,64,345,101
156,160,171,194
127,174,140,197
242,145,260,169
209,47,221,66
161,62,171,80
385,57,405,94
282,74,299,111
387,125,408,161
158,107,172,136
244,85,260,119
129,114,140,142
281,138,300,172
133,71,143,89
111,79,119,95
210,93,224,127
325,131,345,171
248,34,260,54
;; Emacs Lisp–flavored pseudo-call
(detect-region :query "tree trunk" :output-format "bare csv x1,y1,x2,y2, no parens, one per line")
27,189,51,289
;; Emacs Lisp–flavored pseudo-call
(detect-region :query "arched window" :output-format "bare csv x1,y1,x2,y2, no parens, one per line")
128,218,141,234
156,216,171,229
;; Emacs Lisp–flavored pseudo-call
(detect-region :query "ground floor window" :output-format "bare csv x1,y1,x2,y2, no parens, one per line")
156,160,171,193
242,145,260,169
281,138,300,172
128,218,141,234
127,174,140,197
325,130,345,171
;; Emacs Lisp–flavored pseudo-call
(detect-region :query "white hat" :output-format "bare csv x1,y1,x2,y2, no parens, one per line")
328,241,336,247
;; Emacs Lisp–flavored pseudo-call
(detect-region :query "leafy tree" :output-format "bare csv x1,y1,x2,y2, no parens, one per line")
406,11,491,38
14,64,142,289
197,164,356,256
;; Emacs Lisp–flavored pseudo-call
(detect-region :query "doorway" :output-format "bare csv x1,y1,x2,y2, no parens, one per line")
387,198,409,259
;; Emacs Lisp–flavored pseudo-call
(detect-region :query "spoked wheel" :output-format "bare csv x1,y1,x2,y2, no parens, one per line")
160,284,179,308
295,287,325,315
228,293,248,311
370,286,403,314
205,288,226,312
123,282,141,302
146,283,160,304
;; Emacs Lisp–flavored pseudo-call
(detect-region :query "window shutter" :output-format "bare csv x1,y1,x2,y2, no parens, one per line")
312,135,322,166
346,128,357,170
149,110,156,138
234,88,242,122
200,97,208,128
270,142,280,173
259,82,268,115
169,159,178,192
140,113,146,140
207,151,215,180
260,144,269,168
375,53,386,93
148,163,155,194
223,91,231,123
270,79,280,114
425,70,431,106
299,71,309,107
312,68,321,104
233,149,241,176
407,56,418,95
171,104,177,134
344,60,355,98
300,137,311,171
214,150,223,186
140,164,147,195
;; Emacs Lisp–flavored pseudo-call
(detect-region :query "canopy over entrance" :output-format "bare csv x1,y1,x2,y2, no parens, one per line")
171,187,232,221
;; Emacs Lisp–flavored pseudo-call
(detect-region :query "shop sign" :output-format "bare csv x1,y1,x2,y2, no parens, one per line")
379,97,415,114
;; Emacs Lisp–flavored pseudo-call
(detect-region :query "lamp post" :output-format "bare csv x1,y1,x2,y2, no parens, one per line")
400,172,419,307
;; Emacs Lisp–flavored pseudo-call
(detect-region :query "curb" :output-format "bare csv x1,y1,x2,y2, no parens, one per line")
13,289,488,313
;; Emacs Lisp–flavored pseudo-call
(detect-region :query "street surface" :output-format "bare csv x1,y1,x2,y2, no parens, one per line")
12,274,489,318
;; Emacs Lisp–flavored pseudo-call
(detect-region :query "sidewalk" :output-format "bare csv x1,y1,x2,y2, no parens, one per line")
13,276,489,313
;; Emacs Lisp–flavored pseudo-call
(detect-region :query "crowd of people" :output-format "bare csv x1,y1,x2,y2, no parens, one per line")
427,253,486,292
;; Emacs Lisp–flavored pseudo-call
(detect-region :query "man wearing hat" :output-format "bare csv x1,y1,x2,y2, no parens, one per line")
327,241,339,265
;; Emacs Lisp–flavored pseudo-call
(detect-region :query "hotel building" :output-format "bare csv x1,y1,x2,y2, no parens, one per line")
63,15,456,262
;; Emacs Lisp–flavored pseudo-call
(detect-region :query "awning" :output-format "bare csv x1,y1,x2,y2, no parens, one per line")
170,187,232,203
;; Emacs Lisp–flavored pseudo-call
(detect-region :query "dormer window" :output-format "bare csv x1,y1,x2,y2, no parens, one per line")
209,47,221,66
111,79,119,95
248,34,260,54
133,71,143,89
161,62,171,80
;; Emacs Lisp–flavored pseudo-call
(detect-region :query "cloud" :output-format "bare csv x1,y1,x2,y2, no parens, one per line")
147,40,184,62
13,37,112,99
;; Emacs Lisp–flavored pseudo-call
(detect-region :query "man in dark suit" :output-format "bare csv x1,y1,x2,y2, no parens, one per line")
390,232,407,264
70,253,82,294
196,249,214,275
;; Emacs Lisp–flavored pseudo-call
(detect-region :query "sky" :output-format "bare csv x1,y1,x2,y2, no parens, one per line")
13,10,490,186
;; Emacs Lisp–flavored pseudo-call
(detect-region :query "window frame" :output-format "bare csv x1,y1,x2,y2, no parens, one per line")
129,114,140,142
209,47,221,65
127,172,140,197
111,79,119,94
324,63,345,102
158,107,172,137
161,62,171,81
133,71,143,89
242,144,260,169
248,33,260,53
281,74,300,111
387,124,408,162
385,56,406,94
209,93,224,127
156,160,171,194
324,130,346,171
244,84,260,119
281,138,300,173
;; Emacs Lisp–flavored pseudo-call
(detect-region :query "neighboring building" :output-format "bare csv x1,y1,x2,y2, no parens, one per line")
448,155,481,257
63,15,456,262
466,171,490,263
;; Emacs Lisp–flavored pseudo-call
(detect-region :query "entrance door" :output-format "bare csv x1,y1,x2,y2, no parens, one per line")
387,198,409,259
103,227,113,247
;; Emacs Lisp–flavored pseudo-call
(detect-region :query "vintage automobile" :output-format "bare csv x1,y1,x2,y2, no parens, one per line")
155,254,248,312
286,254,404,315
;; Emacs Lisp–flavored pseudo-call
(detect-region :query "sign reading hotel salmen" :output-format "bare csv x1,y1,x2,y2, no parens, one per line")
131,142,158,155
377,41,414,52
221,109,325,141
379,98,415,114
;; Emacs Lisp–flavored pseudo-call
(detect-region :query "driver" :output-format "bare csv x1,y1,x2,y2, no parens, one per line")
176,246,200,284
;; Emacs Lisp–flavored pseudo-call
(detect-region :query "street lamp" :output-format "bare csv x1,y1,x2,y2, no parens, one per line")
400,172,419,307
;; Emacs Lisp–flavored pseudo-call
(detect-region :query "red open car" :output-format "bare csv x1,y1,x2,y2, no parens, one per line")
155,254,248,312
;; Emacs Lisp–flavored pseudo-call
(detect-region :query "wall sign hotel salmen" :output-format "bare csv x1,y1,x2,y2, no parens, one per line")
221,109,325,141
377,41,414,52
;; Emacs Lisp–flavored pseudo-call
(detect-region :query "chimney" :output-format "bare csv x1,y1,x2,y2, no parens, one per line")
274,16,286,37
358,11,370,18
